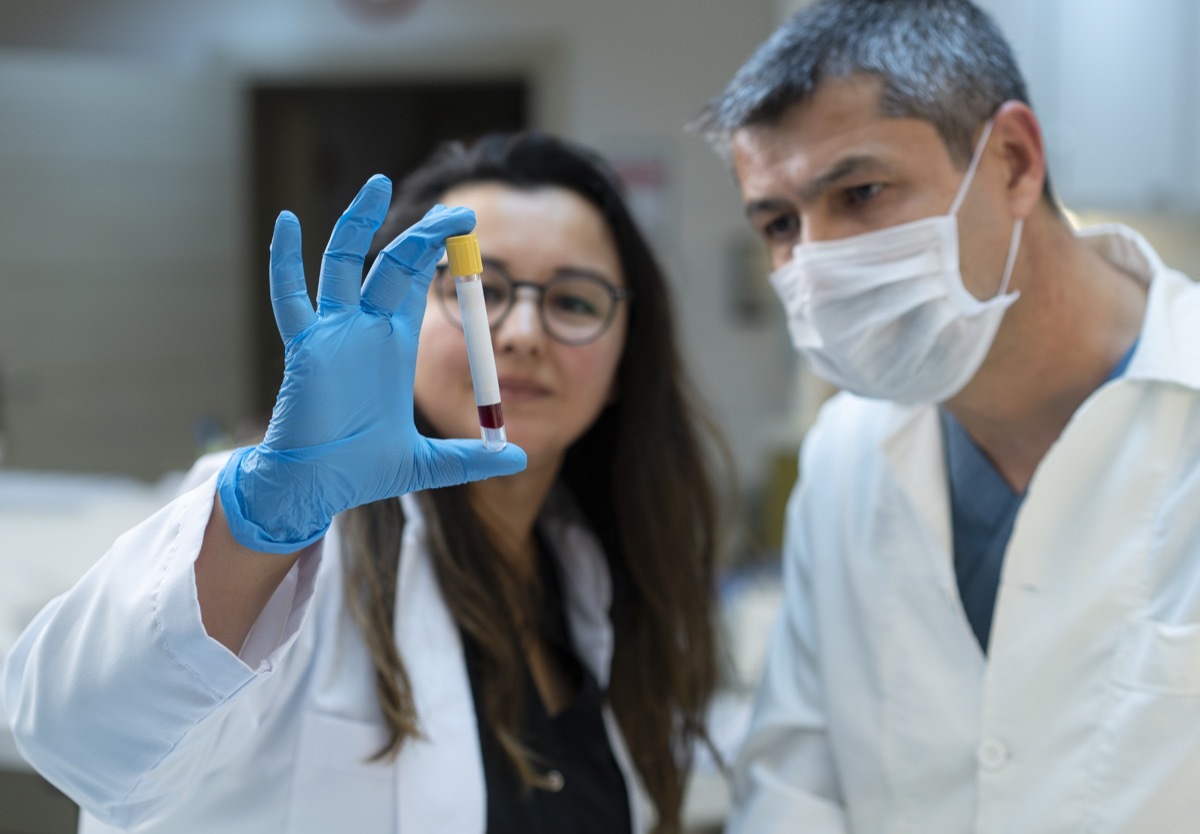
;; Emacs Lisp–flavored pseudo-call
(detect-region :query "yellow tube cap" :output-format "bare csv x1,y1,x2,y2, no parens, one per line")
445,232,482,277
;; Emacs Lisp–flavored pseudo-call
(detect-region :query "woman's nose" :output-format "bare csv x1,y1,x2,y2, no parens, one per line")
494,287,546,352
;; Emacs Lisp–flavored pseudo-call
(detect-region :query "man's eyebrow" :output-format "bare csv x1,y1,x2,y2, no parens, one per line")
739,153,902,218
744,196,794,219
743,154,894,218
799,154,891,202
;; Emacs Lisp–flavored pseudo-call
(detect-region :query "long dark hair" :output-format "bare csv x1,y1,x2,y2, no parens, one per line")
341,130,727,833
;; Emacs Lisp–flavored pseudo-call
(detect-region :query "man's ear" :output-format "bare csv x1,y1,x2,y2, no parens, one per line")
992,100,1047,219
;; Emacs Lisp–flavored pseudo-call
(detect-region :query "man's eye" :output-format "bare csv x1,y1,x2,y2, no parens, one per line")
761,214,798,241
845,183,884,205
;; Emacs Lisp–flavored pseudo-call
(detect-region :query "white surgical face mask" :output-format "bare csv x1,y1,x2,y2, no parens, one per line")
768,119,1023,404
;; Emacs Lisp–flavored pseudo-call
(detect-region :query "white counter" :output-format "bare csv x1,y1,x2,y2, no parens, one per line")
1,469,180,774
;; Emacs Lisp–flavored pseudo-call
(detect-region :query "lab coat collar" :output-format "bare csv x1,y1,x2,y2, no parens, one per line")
390,490,652,834
393,492,486,834
537,486,614,688
1076,223,1200,391
880,405,954,565
877,405,986,666
875,222,1200,655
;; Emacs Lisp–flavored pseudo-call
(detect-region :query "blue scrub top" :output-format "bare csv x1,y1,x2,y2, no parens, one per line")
940,341,1138,653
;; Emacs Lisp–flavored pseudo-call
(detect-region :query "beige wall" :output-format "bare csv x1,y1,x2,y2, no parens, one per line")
0,2,790,496
0,53,246,478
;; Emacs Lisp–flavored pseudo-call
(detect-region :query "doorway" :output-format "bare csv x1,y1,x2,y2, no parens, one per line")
248,79,529,419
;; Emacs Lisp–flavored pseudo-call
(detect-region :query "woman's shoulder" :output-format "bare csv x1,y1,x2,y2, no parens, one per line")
173,449,236,496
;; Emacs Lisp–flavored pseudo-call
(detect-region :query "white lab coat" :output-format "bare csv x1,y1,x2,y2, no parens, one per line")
3,458,655,833
727,225,1200,834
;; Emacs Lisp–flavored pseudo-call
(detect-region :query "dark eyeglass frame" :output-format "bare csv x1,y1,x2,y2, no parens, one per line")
434,257,633,346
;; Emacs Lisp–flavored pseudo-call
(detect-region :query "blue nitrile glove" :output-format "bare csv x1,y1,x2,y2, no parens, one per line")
218,175,527,553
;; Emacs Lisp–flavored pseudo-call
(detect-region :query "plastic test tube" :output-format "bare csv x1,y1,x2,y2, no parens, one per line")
445,232,506,451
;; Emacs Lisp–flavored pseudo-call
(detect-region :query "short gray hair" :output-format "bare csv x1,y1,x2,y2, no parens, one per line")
693,0,1049,197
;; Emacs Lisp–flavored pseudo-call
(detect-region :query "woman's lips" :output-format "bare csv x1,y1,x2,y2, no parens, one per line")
498,377,551,400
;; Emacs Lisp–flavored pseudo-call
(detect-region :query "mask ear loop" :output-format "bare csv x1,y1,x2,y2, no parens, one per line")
995,217,1024,299
950,117,1023,304
949,118,996,216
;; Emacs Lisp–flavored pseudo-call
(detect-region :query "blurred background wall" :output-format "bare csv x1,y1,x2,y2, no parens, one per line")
0,0,1198,533
0,0,793,519
1,0,1198,552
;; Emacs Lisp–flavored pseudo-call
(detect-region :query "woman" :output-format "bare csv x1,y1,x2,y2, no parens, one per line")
4,131,726,833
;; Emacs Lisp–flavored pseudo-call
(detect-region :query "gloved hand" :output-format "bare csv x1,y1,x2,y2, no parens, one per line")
218,175,527,553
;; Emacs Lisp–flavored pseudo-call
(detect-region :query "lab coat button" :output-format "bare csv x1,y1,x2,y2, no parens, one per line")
978,739,1010,770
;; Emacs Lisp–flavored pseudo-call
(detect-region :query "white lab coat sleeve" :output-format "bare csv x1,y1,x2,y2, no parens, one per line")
725,440,849,833
1,454,322,829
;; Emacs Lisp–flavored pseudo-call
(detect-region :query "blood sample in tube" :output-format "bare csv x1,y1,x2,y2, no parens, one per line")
445,232,506,451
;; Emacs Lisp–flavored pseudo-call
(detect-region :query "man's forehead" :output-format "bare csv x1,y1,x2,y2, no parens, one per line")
731,91,948,199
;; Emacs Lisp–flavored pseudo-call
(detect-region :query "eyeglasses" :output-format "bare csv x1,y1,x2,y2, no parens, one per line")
434,257,632,345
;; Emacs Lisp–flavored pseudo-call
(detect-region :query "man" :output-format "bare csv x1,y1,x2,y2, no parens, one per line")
693,0,1200,831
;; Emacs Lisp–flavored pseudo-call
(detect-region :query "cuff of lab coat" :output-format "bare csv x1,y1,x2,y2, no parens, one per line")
153,473,311,697
237,541,322,670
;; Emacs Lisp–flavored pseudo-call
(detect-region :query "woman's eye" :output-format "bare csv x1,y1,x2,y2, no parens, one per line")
552,295,600,317
480,284,507,304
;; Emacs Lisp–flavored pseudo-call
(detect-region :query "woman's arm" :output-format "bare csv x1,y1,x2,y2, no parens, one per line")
2,473,306,828
194,494,306,653
4,175,525,828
